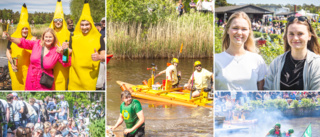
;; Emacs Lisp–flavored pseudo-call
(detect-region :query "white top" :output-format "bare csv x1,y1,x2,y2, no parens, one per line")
59,100,69,116
162,65,178,85
215,51,267,90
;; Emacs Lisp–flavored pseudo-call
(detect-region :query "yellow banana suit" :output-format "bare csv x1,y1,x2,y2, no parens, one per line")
8,3,33,90
68,1,101,90
49,0,71,90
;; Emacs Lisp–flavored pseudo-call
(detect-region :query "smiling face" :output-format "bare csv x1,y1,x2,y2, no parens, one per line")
21,27,28,38
195,65,202,72
43,32,54,47
122,96,132,106
227,17,250,48
54,18,63,29
80,20,92,35
286,22,311,51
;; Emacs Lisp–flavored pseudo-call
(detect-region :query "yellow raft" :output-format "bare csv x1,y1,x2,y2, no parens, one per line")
116,81,213,108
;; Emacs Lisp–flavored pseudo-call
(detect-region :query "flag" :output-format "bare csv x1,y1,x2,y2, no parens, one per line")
303,124,312,137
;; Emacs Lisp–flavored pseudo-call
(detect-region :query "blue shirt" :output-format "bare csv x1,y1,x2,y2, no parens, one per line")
73,106,78,118
46,102,57,117
290,94,296,100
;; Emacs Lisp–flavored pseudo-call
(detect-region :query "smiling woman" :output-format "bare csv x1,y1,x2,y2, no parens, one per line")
264,16,320,90
3,28,71,90
214,11,267,90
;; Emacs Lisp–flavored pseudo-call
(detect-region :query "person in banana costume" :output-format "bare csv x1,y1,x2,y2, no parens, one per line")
5,3,36,90
68,0,105,90
49,0,71,90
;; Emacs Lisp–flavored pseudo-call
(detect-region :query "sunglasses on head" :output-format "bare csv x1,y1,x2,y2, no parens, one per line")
53,18,63,22
287,16,308,23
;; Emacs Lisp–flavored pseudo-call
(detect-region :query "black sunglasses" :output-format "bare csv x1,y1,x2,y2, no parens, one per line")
287,16,308,23
53,18,63,22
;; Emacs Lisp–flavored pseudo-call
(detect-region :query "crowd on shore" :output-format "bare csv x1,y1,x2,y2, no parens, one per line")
0,93,104,137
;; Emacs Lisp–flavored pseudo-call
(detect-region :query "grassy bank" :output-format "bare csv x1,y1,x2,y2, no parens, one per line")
107,13,213,59
1,23,50,38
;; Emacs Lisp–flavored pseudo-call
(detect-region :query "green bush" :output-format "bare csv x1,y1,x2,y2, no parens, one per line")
215,25,223,53
274,99,288,111
259,41,284,65
264,99,277,110
272,20,287,24
251,100,263,110
253,31,262,38
88,118,105,137
300,98,316,110
291,100,299,110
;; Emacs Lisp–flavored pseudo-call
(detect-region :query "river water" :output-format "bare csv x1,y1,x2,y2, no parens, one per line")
107,58,213,136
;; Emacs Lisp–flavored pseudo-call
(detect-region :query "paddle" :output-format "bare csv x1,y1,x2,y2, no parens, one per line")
190,71,194,100
167,43,183,66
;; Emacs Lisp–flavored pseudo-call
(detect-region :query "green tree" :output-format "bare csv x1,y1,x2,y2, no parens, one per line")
70,0,105,25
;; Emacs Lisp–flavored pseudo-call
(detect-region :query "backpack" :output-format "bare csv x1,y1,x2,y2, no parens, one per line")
32,105,39,115
7,103,13,122
0,101,5,123
21,102,29,119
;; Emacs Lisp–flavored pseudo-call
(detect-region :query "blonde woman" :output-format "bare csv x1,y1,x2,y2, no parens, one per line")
215,11,267,90
3,28,71,90
264,16,320,90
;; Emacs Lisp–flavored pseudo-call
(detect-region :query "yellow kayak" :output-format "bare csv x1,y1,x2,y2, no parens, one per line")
116,81,213,108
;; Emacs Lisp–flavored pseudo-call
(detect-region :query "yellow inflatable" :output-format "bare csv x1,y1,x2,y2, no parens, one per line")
8,3,33,90
49,0,71,90
68,0,101,90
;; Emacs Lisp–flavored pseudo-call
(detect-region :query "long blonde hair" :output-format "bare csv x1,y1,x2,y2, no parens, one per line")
40,28,58,47
222,11,256,52
283,18,320,54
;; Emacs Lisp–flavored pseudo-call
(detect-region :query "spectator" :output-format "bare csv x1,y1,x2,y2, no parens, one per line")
177,0,184,17
1,96,9,137
47,97,58,125
67,19,74,33
57,95,69,120
73,101,78,118
100,17,105,38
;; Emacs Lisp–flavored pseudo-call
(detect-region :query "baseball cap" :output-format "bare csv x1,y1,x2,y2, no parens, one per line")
12,92,18,97
100,17,105,22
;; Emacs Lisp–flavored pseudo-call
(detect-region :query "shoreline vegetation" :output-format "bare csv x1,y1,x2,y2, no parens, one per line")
107,0,213,59
108,13,213,59
0,23,49,38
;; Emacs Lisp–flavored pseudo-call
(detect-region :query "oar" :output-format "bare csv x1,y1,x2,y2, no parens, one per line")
189,72,194,100
167,43,183,66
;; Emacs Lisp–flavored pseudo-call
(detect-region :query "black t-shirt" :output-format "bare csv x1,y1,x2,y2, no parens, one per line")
69,36,105,52
280,52,305,90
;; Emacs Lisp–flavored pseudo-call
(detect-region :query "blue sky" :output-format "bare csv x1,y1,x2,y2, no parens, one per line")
0,0,71,14
227,0,320,6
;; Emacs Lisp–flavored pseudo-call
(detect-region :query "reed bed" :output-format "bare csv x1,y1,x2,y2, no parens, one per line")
107,13,213,59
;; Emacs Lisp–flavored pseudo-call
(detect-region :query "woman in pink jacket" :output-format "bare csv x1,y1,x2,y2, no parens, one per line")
3,28,71,90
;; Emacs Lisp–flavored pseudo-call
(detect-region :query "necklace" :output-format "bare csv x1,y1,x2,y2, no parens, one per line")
290,54,305,68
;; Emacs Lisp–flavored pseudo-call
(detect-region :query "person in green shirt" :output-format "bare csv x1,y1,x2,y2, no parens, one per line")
282,129,294,137
111,90,145,137
266,123,282,137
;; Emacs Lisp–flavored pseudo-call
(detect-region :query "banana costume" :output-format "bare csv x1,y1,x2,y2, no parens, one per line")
8,3,33,90
68,0,101,90
49,0,71,90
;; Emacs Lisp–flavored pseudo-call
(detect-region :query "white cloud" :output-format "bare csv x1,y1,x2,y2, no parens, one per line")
0,1,71,14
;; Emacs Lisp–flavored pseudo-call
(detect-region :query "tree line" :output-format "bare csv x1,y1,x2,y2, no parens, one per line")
0,0,105,24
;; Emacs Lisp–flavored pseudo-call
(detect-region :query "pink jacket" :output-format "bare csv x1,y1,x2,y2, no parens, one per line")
18,38,71,90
